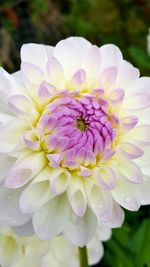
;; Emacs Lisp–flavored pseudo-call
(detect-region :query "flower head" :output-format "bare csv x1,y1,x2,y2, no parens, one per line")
0,37,150,245
43,224,111,267
0,225,111,267
0,227,49,267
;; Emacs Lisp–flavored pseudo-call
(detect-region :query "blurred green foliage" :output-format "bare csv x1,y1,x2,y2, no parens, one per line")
0,0,150,266
0,0,150,75
101,210,150,267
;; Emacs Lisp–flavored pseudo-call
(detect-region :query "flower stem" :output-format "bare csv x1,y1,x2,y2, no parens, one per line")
79,246,89,267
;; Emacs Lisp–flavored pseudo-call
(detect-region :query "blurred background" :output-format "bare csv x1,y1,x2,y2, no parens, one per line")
0,0,150,266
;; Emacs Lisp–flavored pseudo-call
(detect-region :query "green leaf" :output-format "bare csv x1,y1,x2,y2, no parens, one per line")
129,46,150,69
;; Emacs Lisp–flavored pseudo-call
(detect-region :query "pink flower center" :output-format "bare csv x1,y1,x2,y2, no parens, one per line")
38,91,119,170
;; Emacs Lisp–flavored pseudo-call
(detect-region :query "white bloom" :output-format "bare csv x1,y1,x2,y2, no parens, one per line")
0,227,49,267
0,37,150,245
0,225,111,267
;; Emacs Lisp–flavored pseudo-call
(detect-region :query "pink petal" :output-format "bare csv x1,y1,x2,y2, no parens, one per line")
38,81,56,100
96,167,116,190
119,142,144,159
121,116,138,132
118,160,143,184
101,66,118,86
108,88,125,104
47,153,62,168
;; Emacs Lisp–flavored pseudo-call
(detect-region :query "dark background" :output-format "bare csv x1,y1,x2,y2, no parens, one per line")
0,0,150,266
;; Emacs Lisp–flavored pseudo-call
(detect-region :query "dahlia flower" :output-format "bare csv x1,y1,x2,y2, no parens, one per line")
0,225,111,267
0,37,150,246
0,227,50,267
43,224,111,267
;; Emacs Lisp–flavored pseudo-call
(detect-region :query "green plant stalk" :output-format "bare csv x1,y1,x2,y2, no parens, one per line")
79,246,89,267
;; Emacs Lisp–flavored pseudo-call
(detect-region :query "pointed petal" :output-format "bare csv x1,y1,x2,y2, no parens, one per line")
117,160,143,184
53,37,91,77
33,195,70,240
0,154,16,181
96,166,116,190
63,207,97,247
103,201,125,228
139,176,150,205
50,168,71,195
82,45,101,83
87,236,104,265
0,119,30,153
119,142,144,159
5,152,47,188
84,179,113,223
0,185,31,227
46,57,64,85
21,62,44,84
116,60,139,87
20,180,51,214
99,44,123,70
67,175,86,217
21,43,53,69
101,66,117,88
112,174,141,211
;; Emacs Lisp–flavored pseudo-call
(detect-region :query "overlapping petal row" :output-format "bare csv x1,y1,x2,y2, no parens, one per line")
0,225,111,267
0,37,150,245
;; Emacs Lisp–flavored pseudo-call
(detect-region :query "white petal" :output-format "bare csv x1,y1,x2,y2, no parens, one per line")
101,66,118,88
0,154,16,181
84,178,113,223
124,93,150,110
96,166,116,190
20,180,51,214
67,175,86,217
139,176,150,205
49,236,75,262
112,174,141,211
53,37,91,78
63,207,97,247
5,152,47,188
87,237,104,265
0,68,26,98
119,142,144,160
69,69,86,90
82,45,101,84
128,125,150,145
117,159,143,184
33,194,70,240
0,185,31,227
0,119,31,153
127,77,150,95
50,168,71,195
0,231,20,267
21,43,53,69
96,223,112,241
99,44,123,70
0,68,12,100
116,60,139,88
103,201,125,228
21,62,44,84
13,220,34,236
8,95,34,117
46,57,64,86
